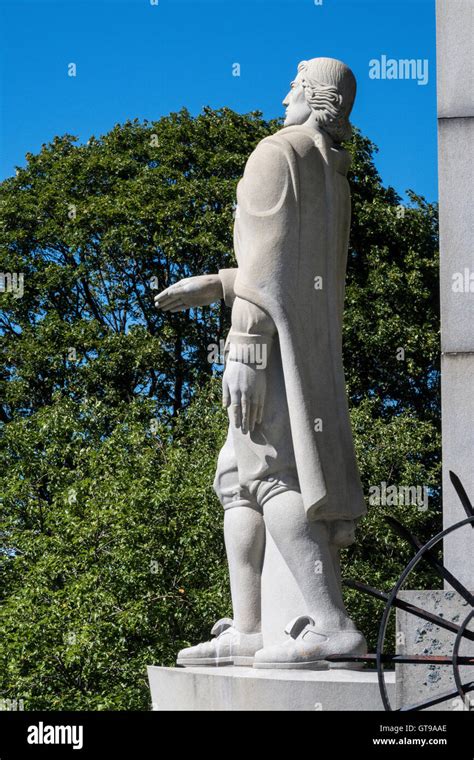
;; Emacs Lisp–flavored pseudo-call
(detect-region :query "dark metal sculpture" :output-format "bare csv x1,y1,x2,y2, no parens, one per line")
327,471,474,711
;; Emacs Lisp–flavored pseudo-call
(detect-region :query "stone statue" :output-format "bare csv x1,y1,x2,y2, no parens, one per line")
155,57,367,669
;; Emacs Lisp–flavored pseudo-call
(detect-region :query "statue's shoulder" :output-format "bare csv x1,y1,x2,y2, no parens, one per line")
240,132,296,213
270,126,324,156
262,127,351,177
244,134,292,179
246,127,318,176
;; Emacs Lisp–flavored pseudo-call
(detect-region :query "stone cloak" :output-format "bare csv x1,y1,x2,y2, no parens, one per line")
232,124,366,522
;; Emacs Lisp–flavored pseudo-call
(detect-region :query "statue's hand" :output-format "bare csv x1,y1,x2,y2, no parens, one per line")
222,360,266,434
154,274,223,312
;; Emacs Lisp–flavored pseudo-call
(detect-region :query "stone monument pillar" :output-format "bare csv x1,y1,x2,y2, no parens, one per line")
396,0,474,711
437,0,474,591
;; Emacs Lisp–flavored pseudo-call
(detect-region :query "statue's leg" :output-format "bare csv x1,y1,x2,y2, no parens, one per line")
263,488,350,630
254,487,367,668
329,542,344,611
215,426,265,632
176,429,264,667
224,505,265,634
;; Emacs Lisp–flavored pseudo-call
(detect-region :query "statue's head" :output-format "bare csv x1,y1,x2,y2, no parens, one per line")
283,57,356,142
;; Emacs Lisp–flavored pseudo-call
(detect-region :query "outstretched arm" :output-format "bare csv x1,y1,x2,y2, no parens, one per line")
154,269,238,312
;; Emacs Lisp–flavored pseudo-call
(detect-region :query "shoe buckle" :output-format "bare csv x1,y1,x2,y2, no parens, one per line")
284,615,316,639
211,617,234,637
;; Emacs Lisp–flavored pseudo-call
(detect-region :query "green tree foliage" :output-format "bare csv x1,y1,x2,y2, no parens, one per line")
0,109,439,709
0,108,276,418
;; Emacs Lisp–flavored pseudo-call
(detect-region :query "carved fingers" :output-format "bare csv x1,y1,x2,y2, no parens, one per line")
154,275,223,311
154,280,190,312
222,360,266,434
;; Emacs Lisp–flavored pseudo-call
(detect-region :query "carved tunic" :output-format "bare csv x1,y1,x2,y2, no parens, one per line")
220,125,366,522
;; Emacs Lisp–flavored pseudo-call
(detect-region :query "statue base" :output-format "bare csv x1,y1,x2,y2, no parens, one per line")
396,590,473,711
147,665,394,711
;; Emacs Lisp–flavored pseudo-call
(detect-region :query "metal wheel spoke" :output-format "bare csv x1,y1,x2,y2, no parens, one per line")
452,608,474,703
389,654,473,665
385,516,474,605
327,653,474,665
344,579,474,642
450,471,474,522
399,682,474,712
348,475,474,711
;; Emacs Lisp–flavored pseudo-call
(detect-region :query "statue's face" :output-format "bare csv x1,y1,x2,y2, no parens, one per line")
282,74,311,126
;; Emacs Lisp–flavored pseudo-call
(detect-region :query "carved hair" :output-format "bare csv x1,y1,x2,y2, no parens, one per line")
297,58,356,143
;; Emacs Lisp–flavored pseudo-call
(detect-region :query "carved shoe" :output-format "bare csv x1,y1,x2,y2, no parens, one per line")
176,618,263,667
253,615,367,670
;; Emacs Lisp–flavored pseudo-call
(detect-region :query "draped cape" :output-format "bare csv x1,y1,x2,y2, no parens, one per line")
232,125,366,521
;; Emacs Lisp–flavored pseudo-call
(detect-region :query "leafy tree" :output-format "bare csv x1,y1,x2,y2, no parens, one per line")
0,109,439,709
345,134,439,421
0,387,229,709
0,108,277,419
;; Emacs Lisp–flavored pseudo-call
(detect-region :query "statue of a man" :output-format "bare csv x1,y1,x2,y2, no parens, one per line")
155,57,367,669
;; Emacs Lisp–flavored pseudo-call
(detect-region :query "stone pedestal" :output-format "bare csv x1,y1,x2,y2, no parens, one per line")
437,0,474,592
148,665,395,711
396,591,473,711
261,528,307,646
393,0,474,714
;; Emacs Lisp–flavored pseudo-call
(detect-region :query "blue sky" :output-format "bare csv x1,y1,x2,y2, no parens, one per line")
0,0,437,201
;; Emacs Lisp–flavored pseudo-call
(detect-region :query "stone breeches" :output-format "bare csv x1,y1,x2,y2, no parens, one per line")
213,429,300,513
213,339,300,513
